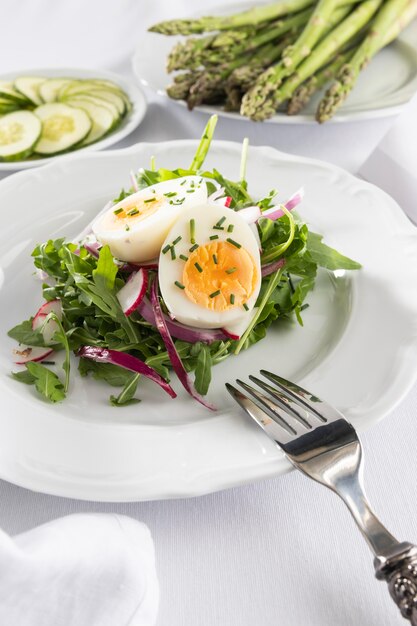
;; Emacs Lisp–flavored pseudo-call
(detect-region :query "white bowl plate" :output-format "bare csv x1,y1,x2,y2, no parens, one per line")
133,11,417,124
0,67,147,171
1,140,417,501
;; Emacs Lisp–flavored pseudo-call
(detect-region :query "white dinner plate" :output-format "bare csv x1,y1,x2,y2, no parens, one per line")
133,8,417,124
1,141,417,502
0,67,147,171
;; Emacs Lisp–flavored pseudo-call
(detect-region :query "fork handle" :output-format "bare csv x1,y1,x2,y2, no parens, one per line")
374,542,417,625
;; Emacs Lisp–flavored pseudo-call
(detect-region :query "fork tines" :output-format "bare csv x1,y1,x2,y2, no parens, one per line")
226,371,340,446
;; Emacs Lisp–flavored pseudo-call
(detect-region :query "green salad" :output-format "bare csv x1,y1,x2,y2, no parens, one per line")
8,115,360,408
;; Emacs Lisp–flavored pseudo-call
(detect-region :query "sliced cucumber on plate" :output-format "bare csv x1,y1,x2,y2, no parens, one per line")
0,75,133,161
64,97,115,145
14,77,45,106
0,111,41,161
34,103,92,155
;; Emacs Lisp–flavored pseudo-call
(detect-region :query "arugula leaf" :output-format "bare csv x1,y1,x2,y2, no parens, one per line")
48,313,70,392
110,374,141,407
307,232,362,270
25,362,66,403
11,370,36,384
194,344,212,396
8,320,47,347
93,245,118,291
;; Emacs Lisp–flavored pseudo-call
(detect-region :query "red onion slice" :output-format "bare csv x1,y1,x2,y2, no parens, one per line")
78,346,176,398
150,280,216,410
137,297,227,344
261,258,287,277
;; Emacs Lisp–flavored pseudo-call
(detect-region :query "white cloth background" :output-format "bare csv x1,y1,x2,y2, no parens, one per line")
0,1,416,625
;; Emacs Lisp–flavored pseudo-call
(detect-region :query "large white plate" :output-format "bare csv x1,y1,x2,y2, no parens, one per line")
0,67,147,171
133,10,417,124
1,141,417,502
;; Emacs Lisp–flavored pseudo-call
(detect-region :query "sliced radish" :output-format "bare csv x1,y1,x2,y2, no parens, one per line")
32,300,62,326
13,345,53,365
224,196,232,207
222,307,259,340
32,300,63,345
238,205,261,223
116,269,148,316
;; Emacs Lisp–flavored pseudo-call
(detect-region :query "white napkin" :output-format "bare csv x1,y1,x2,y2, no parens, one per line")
359,94,417,224
0,514,159,626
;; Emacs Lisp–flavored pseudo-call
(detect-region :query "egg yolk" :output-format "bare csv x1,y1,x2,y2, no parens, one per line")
105,195,165,230
183,241,257,310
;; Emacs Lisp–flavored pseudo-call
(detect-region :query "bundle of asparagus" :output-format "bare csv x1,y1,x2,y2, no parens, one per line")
149,0,417,122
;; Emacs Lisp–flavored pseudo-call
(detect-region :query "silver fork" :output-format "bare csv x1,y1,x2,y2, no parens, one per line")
226,371,417,625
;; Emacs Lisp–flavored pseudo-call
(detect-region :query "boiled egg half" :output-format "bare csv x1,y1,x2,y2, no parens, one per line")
92,176,208,262
158,203,261,329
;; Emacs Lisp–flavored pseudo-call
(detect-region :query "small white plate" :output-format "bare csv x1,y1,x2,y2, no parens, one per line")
133,10,417,124
0,67,147,171
1,141,417,502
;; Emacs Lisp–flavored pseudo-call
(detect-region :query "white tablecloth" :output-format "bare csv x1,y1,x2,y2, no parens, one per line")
1,2,417,625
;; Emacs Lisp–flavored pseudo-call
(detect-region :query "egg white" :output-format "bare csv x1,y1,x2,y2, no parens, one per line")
158,204,262,329
92,176,207,262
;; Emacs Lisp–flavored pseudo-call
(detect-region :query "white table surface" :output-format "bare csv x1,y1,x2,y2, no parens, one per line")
1,2,417,625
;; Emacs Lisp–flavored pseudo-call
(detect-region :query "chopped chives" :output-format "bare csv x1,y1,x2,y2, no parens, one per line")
128,208,139,216
189,243,199,252
243,303,249,311
230,294,235,305
164,191,177,198
179,254,188,262
226,238,241,249
180,179,187,185
209,235,219,240
125,225,130,232
144,198,156,203
189,218,196,244
175,281,185,290
225,267,237,274
186,189,195,194
194,262,203,273
214,216,226,228
209,290,221,298
227,224,234,233
212,254,218,265
113,207,123,215
162,244,171,254
212,226,224,231
172,236,182,245
170,247,176,260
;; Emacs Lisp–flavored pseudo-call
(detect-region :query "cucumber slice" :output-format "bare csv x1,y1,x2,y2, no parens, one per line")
64,87,126,115
34,103,92,155
64,98,115,145
14,76,45,106
0,81,31,104
66,94,119,124
38,79,74,103
0,111,41,161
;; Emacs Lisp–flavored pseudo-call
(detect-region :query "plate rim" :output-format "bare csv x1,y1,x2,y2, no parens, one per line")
0,66,147,171
1,139,417,502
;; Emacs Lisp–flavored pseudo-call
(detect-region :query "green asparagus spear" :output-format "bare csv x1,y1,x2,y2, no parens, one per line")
269,0,383,112
287,51,352,114
149,0,360,35
286,0,417,116
240,0,348,121
316,0,413,122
